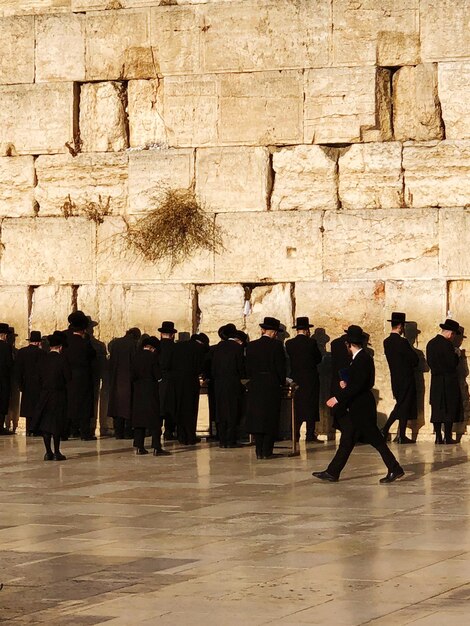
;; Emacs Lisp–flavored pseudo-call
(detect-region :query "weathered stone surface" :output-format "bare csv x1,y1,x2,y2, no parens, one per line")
201,0,330,72
0,0,69,16
219,71,303,146
333,0,419,66
77,284,126,343
35,14,85,82
420,0,470,62
97,217,213,283
439,209,470,278
403,141,470,208
162,74,218,147
376,31,421,67
85,9,154,81
0,287,29,349
214,211,323,283
338,143,404,210
0,17,34,84
438,62,470,140
30,285,72,335
127,284,194,336
197,284,245,343
128,79,167,149
393,64,444,142
196,147,270,212
35,153,128,216
271,146,337,211
323,209,439,280
245,283,293,341
0,218,94,284
80,82,128,153
304,67,392,144
128,149,194,215
0,156,36,217
0,83,75,155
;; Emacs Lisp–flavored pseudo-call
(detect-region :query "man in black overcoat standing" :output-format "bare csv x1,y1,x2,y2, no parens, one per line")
212,323,245,448
245,317,286,459
313,325,404,484
286,316,322,442
0,322,14,436
383,312,419,444
15,331,47,436
108,328,141,439
158,321,178,441
426,318,463,444
63,311,96,440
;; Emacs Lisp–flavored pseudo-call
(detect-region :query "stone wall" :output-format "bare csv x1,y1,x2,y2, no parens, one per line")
1,0,470,435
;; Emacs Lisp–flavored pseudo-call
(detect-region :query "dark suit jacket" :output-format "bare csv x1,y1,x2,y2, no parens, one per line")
15,344,47,419
336,349,376,424
107,333,138,420
212,339,245,424
383,332,419,420
426,334,461,423
285,334,322,421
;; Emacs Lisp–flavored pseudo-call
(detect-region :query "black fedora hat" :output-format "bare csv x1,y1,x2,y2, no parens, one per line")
293,316,314,329
158,321,177,334
142,335,160,350
260,317,281,331
197,332,210,345
29,331,42,342
0,322,10,334
48,330,67,347
234,330,248,344
387,312,406,324
344,324,366,344
440,318,461,334
68,310,89,331
222,323,237,339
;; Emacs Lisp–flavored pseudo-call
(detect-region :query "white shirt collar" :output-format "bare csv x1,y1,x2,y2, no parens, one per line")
352,348,363,360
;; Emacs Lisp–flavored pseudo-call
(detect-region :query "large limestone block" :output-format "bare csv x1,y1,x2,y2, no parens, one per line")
0,156,36,217
245,283,293,341
197,284,245,343
0,17,34,84
128,79,167,149
97,217,214,283
30,285,72,335
304,67,392,144
323,209,439,281
0,0,70,16
333,0,419,66
420,0,470,62
376,31,421,67
0,218,94,284
271,145,337,211
438,63,470,140
126,284,194,336
219,71,303,146
439,208,470,278
338,143,404,210
201,0,330,72
35,153,128,216
77,284,126,343
0,83,76,155
0,287,29,349
393,65,444,142
80,82,128,153
214,211,323,283
196,147,270,212
85,9,154,80
403,141,470,208
128,149,194,215
35,14,85,82
162,74,218,147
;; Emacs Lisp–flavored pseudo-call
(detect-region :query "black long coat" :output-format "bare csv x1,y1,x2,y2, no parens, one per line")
211,339,245,426
245,336,286,435
172,340,204,426
336,349,376,426
31,351,72,436
383,333,419,420
330,335,350,397
107,334,138,420
15,344,47,419
426,334,462,423
286,334,322,422
0,340,13,416
159,338,177,418
62,330,96,427
131,349,162,429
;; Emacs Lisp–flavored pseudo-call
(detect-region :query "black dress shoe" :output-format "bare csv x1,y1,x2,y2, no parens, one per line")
136,448,149,455
256,454,265,460
81,435,97,441
312,470,338,482
44,452,54,461
444,438,458,444
305,434,322,443
435,434,444,445
153,448,171,456
379,467,405,483
53,452,67,461
395,436,415,444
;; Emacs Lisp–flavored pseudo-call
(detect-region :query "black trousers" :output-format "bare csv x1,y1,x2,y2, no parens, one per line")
327,416,400,479
114,417,133,438
133,426,162,450
254,433,274,457
382,409,409,439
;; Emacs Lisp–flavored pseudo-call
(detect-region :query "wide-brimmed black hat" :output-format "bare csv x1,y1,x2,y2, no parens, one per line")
68,310,89,331
388,312,406,324
48,330,67,347
221,323,237,339
0,323,10,334
440,319,461,334
260,317,281,331
234,330,248,344
142,336,160,350
158,321,177,334
344,324,366,344
29,331,42,342
293,316,314,329
126,327,141,340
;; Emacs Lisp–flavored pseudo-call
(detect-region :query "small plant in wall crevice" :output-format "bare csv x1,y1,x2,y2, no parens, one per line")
61,195,112,224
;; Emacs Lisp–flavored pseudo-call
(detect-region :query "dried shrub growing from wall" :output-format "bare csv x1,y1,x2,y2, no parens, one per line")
61,195,112,224
125,187,224,269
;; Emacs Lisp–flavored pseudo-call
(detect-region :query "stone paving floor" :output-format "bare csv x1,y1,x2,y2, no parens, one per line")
1,434,470,625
